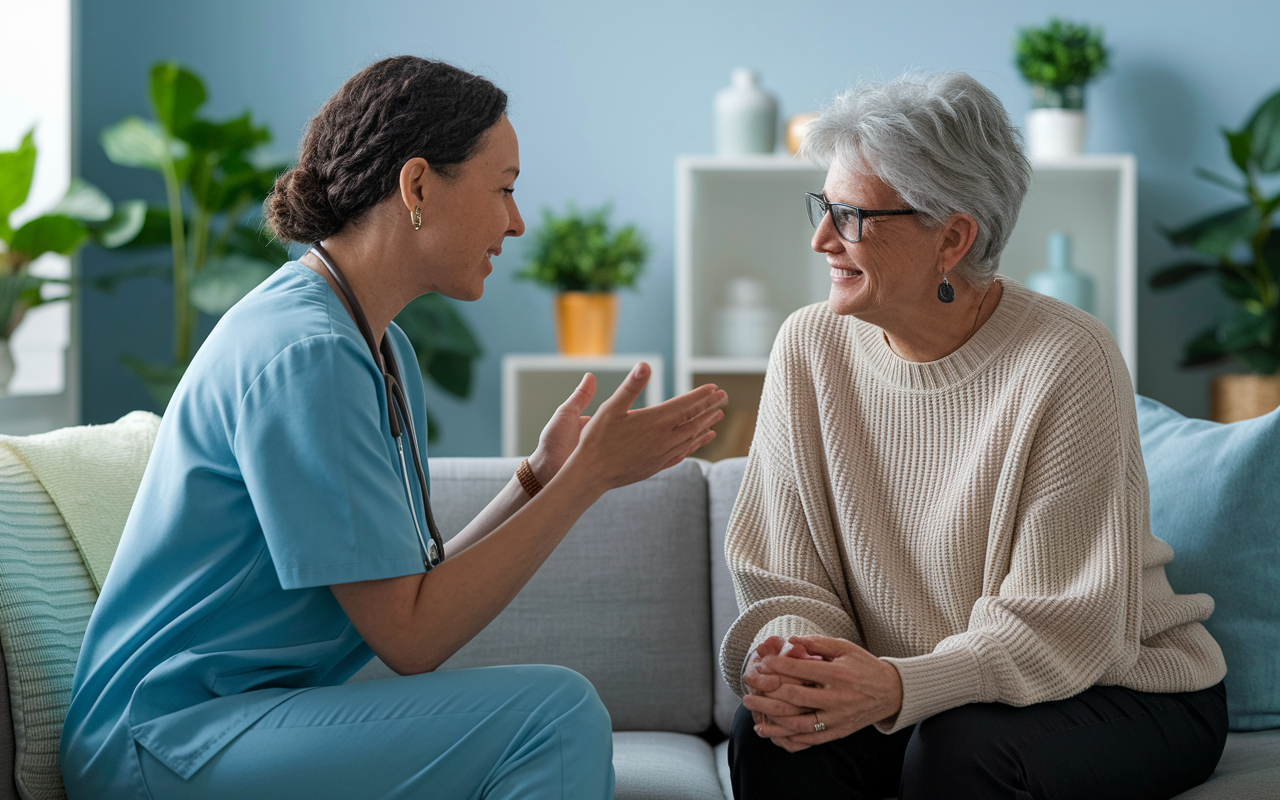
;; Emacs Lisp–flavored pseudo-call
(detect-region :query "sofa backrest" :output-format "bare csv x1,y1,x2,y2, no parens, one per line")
409,457,717,734
705,457,748,736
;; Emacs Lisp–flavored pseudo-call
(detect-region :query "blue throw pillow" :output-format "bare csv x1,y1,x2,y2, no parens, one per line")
1136,395,1280,731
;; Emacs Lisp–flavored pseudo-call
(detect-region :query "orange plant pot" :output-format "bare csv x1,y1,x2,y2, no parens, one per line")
555,292,617,355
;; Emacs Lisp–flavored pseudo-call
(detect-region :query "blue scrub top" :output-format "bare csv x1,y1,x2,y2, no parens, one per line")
61,263,431,796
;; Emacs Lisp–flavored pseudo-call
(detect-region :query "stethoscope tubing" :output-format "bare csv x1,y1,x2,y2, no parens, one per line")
307,244,444,569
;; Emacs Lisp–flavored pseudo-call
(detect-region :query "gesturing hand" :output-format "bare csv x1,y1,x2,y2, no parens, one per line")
742,635,903,753
529,373,597,483
563,362,727,494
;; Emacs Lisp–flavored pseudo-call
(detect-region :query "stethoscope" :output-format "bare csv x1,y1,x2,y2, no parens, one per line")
308,243,444,570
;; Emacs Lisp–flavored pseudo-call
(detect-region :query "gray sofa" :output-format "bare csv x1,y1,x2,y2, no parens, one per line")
2,456,1278,798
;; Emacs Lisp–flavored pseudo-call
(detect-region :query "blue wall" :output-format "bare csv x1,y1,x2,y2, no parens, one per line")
79,0,1280,453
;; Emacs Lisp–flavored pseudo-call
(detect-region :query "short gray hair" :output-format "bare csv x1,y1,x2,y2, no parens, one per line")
802,72,1031,285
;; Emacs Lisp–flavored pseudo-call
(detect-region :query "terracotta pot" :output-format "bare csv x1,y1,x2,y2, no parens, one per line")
555,292,617,355
1210,373,1280,423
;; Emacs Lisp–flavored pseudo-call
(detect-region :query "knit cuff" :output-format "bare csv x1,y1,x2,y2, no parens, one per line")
876,646,987,734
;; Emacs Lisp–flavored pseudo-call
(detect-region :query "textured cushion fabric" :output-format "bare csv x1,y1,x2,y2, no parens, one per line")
1174,731,1280,799
355,457,715,733
1,637,16,800
1136,396,1280,731
714,740,731,800
0,448,96,800
612,732,726,800
0,411,160,592
704,458,747,736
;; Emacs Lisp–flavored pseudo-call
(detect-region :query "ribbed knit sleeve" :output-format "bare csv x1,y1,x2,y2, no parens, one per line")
719,312,863,696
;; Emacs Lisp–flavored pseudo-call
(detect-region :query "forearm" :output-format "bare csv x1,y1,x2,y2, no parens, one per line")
445,457,555,558
363,461,603,674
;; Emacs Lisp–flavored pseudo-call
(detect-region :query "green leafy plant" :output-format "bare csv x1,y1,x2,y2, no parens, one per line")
0,129,143,340
1149,86,1280,374
99,62,482,436
1014,18,1109,108
518,204,649,292
98,62,291,405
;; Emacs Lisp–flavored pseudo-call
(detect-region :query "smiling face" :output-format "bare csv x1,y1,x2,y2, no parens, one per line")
812,165,945,324
411,114,525,301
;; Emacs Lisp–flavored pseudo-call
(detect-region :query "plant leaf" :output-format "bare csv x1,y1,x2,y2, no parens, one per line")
1179,326,1228,368
1225,127,1252,173
10,214,89,259
0,129,37,236
223,223,290,265
189,254,274,315
96,199,148,248
424,352,473,399
51,178,113,222
1193,167,1246,195
1163,204,1259,258
108,206,176,249
1218,308,1273,352
1236,347,1280,375
1244,86,1280,173
1148,261,1217,289
149,62,207,136
120,354,187,411
101,117,188,171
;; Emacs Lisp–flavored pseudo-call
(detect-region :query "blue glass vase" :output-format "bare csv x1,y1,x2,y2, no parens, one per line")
1027,231,1095,315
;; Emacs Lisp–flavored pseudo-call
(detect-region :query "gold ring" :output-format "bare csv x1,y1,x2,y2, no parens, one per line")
813,712,826,733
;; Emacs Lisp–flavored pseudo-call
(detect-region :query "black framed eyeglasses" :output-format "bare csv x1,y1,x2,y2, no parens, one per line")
804,192,916,243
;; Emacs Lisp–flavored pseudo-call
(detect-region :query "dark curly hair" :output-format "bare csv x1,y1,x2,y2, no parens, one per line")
266,56,508,243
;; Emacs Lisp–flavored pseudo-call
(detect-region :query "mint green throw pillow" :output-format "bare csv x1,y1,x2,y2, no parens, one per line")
1136,395,1280,731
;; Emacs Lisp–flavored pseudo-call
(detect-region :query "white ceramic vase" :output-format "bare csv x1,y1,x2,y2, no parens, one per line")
0,339,13,398
714,278,780,358
1027,108,1087,160
714,69,778,155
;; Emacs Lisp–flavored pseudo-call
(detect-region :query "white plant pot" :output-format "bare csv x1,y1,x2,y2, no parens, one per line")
1027,108,1087,160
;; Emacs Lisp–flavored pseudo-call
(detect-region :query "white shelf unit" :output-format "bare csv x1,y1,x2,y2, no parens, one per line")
675,153,1137,460
501,353,664,458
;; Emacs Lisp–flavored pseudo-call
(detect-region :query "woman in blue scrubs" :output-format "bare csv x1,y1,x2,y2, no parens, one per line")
60,56,727,800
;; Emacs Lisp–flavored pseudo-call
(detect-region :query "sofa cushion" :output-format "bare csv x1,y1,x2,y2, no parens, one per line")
1136,396,1280,731
613,731,725,800
0,448,97,800
704,458,748,736
353,458,716,733
1176,730,1280,799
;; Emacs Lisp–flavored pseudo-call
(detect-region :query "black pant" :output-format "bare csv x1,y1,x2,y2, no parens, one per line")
729,682,1228,800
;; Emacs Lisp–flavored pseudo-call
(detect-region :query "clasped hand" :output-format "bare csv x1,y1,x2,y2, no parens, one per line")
741,635,904,753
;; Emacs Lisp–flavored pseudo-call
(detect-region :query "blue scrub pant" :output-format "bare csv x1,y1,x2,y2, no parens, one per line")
138,664,615,800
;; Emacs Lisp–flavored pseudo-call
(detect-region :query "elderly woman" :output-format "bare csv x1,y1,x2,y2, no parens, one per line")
721,72,1228,800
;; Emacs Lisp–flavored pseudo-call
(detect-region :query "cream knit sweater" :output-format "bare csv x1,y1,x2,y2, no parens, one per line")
720,278,1226,734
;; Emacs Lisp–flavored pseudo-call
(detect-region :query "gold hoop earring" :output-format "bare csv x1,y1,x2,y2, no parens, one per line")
411,206,422,231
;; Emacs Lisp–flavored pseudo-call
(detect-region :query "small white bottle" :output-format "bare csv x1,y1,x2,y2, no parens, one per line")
714,69,778,155
714,278,781,358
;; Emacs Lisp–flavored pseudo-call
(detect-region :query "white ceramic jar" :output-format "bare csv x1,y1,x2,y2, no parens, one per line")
714,69,778,155
714,278,781,358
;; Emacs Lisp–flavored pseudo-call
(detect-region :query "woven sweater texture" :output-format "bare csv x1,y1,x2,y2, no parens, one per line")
720,278,1227,734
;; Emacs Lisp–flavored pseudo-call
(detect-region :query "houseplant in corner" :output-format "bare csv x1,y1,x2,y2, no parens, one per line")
518,203,649,355
0,129,144,394
1014,17,1109,160
1150,86,1280,422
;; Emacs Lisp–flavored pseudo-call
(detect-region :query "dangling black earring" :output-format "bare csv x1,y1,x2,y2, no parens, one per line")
937,275,955,303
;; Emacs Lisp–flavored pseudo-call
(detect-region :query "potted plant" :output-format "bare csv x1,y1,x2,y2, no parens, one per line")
0,129,143,395
1150,86,1280,422
1014,17,1110,160
98,62,482,437
518,203,649,355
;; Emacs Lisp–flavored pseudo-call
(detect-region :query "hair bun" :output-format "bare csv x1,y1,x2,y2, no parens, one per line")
265,165,343,244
